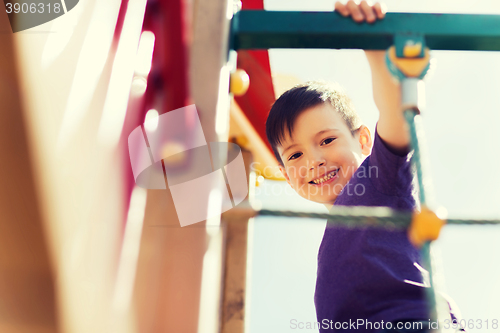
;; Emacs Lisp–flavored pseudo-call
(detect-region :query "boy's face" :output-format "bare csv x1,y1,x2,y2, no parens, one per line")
277,103,372,208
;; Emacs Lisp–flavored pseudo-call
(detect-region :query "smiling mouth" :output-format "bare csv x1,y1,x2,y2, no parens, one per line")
309,169,339,185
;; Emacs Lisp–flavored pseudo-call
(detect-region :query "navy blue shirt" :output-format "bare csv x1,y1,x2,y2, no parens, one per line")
314,127,429,332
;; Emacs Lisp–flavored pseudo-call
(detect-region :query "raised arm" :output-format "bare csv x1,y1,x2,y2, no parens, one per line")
335,1,411,154
365,50,410,154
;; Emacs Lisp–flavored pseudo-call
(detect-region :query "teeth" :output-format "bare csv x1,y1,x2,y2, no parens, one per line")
312,169,338,184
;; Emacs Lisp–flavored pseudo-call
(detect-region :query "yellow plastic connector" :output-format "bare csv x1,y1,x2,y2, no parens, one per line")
230,69,250,96
387,45,431,78
408,206,447,248
403,42,423,58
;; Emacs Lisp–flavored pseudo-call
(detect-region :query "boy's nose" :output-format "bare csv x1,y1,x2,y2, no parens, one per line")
308,158,325,170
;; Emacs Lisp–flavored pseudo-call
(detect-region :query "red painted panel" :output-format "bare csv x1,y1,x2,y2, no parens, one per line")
235,0,276,154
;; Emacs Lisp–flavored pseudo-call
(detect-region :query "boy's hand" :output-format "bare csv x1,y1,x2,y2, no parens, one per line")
336,1,411,154
334,1,387,24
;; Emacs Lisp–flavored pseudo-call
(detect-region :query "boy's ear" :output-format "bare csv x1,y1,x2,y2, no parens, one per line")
358,125,373,156
278,164,292,187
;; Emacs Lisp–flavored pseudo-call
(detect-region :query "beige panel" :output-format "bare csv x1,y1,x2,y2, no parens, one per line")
0,7,58,333
190,0,234,331
133,0,232,331
220,148,254,333
12,0,129,332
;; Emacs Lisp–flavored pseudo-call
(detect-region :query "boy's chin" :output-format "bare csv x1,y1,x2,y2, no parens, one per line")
299,192,339,205
293,183,343,205
313,196,338,206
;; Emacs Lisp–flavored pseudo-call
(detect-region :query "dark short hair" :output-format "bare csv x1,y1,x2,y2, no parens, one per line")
266,81,363,166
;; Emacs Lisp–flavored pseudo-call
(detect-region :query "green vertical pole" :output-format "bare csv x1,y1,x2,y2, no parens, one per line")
404,109,437,329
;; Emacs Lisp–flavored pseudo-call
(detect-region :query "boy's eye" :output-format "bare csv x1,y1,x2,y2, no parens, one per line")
321,137,336,145
288,152,302,161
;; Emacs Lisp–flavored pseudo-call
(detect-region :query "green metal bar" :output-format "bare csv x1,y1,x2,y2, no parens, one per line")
231,11,500,51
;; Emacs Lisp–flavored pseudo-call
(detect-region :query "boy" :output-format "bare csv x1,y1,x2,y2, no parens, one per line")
265,2,431,332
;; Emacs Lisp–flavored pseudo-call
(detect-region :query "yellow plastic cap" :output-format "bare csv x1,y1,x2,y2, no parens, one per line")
408,206,447,248
230,69,250,96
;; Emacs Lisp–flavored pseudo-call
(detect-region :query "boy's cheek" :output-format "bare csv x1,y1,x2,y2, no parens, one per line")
286,166,309,179
278,165,292,182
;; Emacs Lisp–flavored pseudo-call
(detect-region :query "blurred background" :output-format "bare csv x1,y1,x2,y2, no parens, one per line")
1,0,500,332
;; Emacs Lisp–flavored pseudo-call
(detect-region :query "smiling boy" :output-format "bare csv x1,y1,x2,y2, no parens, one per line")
265,1,432,332
268,83,372,210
